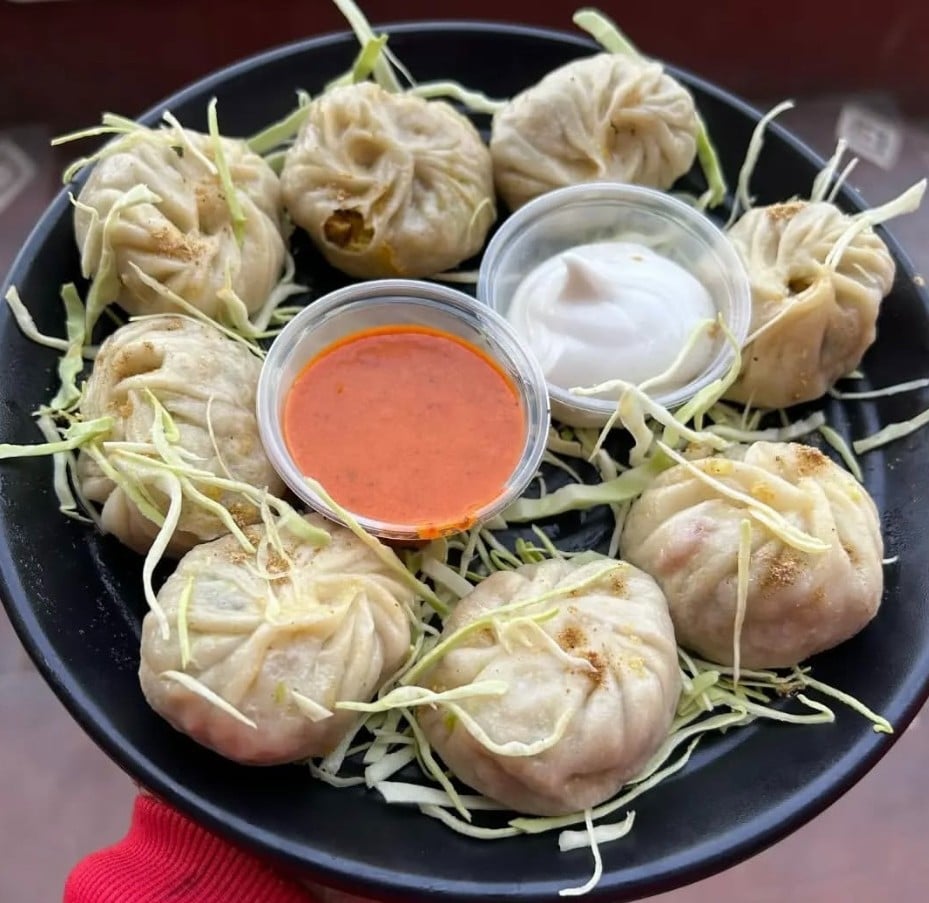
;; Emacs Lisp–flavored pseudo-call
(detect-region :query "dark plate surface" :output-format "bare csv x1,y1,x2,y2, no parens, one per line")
2,22,929,903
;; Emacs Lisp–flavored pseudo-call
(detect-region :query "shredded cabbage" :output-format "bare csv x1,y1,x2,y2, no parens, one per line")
375,782,506,811
205,99,247,244
309,763,366,788
829,377,929,401
54,113,148,183
326,1,508,117
727,100,795,228
430,269,481,285
291,691,335,723
303,476,447,615
825,179,926,270
790,671,892,733
502,460,662,522
159,670,256,729
3,286,72,354
176,576,195,669
706,410,826,443
818,425,864,482
853,406,929,455
326,35,391,91
558,810,603,897
331,0,403,92
0,416,113,460
810,138,849,204
363,746,417,786
827,157,859,204
418,804,520,840
655,440,829,553
420,553,475,599
732,520,752,687
337,681,508,714
558,811,635,854
407,81,506,115
246,90,312,155
32,415,93,524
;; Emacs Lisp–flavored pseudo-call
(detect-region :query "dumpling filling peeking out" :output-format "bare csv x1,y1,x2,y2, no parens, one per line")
281,82,496,278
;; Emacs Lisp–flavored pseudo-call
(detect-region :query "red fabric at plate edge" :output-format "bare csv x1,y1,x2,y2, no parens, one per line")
63,794,317,903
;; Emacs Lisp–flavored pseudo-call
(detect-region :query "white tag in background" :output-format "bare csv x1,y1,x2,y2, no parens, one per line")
0,138,37,217
836,104,904,171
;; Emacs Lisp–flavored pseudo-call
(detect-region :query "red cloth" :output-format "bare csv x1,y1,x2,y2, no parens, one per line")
64,795,314,903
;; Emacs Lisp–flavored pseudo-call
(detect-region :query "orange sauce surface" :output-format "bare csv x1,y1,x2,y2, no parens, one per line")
283,325,526,531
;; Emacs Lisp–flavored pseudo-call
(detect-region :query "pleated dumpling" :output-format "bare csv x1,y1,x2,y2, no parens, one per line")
414,557,681,816
139,515,415,765
490,53,699,211
725,200,895,408
280,82,496,278
76,315,284,556
72,124,288,325
621,442,884,669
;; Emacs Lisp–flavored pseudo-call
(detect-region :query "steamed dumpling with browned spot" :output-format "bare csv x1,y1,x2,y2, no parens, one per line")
280,82,496,278
76,315,284,557
139,514,415,765
414,557,680,816
724,201,895,408
73,123,288,323
621,442,884,668
490,53,699,211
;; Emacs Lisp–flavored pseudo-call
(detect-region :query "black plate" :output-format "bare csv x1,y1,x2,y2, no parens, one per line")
3,22,929,903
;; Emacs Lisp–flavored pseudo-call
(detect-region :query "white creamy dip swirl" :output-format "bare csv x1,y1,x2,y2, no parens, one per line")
505,241,716,399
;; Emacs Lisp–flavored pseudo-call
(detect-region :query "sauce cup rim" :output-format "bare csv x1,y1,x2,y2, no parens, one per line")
257,278,552,541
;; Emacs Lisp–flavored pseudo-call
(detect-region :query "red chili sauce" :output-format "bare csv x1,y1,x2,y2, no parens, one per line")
283,325,526,534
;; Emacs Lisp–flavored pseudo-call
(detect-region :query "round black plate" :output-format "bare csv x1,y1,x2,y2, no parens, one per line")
3,22,929,903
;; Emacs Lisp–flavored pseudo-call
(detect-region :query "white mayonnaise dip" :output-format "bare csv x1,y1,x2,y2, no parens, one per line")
505,241,716,398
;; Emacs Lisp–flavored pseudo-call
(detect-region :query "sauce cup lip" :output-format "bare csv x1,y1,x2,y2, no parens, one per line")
256,278,552,542
476,181,752,421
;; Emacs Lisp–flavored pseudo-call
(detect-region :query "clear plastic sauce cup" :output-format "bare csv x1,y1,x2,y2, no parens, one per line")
477,182,752,427
257,279,551,542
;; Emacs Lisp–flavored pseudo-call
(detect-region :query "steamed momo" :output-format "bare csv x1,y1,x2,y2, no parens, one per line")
491,53,699,211
139,515,415,765
280,82,496,278
73,124,288,322
77,315,284,556
725,201,895,408
622,442,884,669
415,558,681,816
